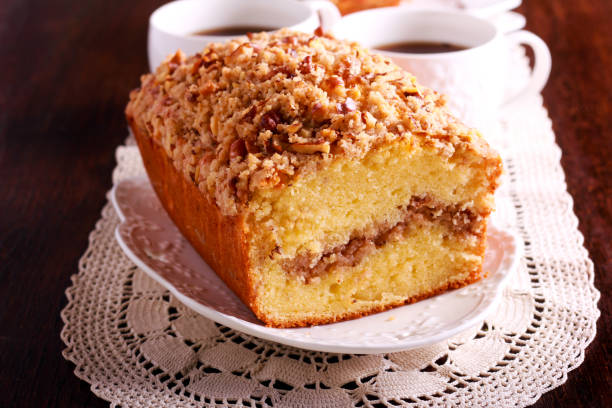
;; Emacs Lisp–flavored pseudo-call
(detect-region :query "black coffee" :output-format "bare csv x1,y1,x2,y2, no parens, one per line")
375,41,468,54
192,25,278,36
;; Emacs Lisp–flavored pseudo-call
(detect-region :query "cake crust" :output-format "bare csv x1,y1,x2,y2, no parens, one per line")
128,115,259,316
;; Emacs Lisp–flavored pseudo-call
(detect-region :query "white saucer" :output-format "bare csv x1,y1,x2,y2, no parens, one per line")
111,177,521,354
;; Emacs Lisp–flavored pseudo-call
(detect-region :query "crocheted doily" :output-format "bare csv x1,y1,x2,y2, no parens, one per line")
61,54,600,407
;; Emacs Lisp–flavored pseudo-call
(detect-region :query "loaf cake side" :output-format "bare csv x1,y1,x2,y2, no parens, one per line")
126,114,261,316
126,29,502,327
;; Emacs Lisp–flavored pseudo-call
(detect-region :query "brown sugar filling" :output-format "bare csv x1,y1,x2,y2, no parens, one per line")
282,195,483,282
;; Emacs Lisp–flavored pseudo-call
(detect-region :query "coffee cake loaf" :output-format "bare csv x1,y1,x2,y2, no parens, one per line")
126,29,502,328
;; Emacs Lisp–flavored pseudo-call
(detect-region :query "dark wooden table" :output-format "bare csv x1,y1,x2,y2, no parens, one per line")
1,1,609,406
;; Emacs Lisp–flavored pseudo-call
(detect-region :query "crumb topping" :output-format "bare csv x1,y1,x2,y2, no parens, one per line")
127,29,482,216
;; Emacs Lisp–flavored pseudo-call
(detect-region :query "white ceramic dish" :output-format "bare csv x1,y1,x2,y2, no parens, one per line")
111,177,522,354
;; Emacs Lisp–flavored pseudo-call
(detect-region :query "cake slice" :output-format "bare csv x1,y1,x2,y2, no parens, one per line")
126,29,502,328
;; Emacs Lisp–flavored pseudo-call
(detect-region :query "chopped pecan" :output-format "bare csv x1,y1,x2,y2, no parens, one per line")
197,151,216,166
299,55,312,72
263,66,295,80
199,81,219,96
201,50,219,67
229,139,247,160
276,171,291,188
168,62,179,73
327,76,344,88
298,55,313,74
282,35,298,46
285,122,302,134
345,74,362,87
260,111,280,131
186,85,199,102
323,75,345,96
401,85,421,98
364,71,391,81
271,135,286,152
344,97,357,112
288,141,330,154
318,128,337,142
229,43,246,57
168,51,182,65
186,91,198,103
245,138,259,154
226,43,255,63
167,51,182,73
236,185,248,203
337,97,357,114
190,58,203,75
311,102,328,122
241,105,257,122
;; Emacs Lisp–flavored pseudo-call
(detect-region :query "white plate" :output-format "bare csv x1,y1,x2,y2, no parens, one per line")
111,177,521,354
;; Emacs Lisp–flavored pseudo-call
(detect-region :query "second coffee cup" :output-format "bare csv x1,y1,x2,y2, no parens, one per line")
332,8,551,133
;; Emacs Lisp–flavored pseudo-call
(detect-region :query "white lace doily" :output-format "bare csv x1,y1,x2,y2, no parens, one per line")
61,53,600,407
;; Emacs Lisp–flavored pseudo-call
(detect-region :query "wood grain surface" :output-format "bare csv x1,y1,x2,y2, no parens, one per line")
0,0,609,406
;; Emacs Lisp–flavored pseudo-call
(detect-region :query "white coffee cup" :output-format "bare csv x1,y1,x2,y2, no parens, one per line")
148,0,341,71
332,8,551,133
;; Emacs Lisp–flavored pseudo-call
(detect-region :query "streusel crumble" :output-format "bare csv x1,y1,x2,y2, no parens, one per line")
128,29,488,216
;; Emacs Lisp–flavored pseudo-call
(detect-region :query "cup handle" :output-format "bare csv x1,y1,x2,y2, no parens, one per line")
301,0,342,33
502,30,552,107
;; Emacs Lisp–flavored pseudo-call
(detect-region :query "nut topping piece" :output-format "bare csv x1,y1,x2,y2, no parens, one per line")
229,139,247,160
288,141,330,154
261,111,280,131
298,55,314,74
337,97,357,114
